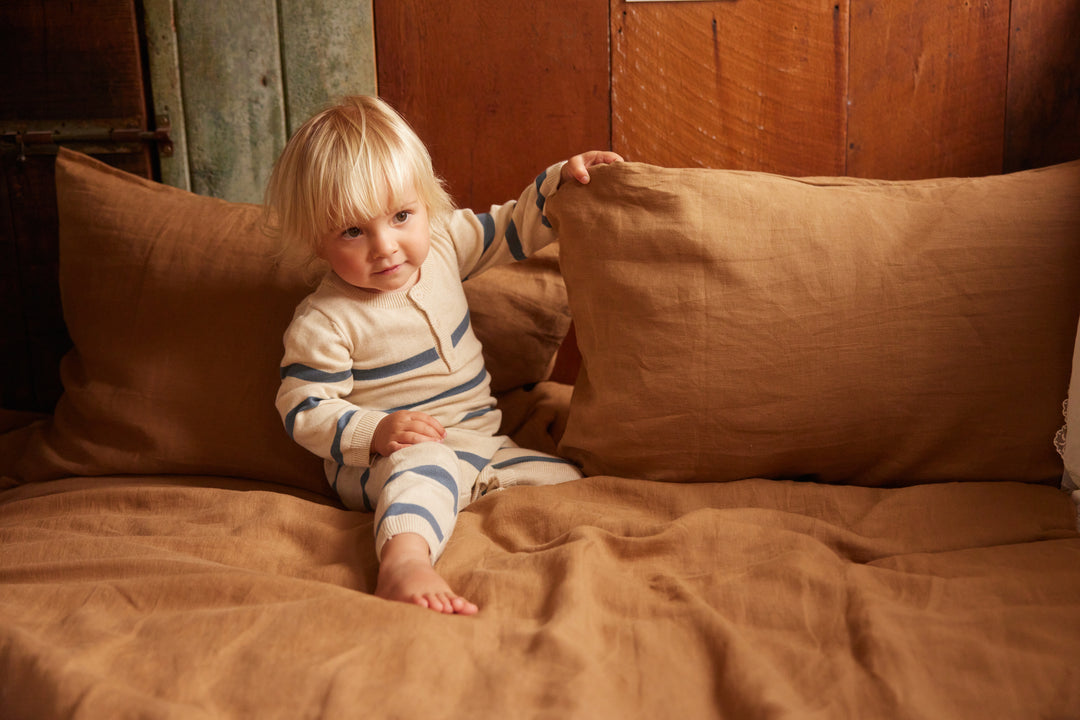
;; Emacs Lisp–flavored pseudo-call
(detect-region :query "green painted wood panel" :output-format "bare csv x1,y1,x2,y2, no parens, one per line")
142,0,191,192
173,0,286,202
279,0,377,135
143,0,376,203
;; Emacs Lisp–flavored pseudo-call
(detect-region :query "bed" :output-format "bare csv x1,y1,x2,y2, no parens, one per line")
2,148,1079,718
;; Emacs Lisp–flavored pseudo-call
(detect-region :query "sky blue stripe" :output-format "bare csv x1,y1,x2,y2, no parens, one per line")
455,451,488,472
385,368,488,413
386,464,459,514
280,364,352,383
285,397,322,436
505,220,527,261
451,310,470,347
492,455,576,470
333,464,372,511
461,406,495,422
330,409,357,465
376,503,444,543
534,170,547,212
535,170,552,228
478,212,496,253
353,347,439,382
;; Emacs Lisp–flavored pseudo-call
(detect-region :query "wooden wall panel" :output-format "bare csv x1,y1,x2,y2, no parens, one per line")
0,1,147,127
611,0,849,176
0,157,67,411
145,0,377,202
0,0,150,412
1005,0,1080,171
279,0,378,135
173,0,287,202
374,0,611,211
847,0,1011,179
143,0,192,192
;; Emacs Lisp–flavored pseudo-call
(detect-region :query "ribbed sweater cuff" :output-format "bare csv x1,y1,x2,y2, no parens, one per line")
345,410,389,466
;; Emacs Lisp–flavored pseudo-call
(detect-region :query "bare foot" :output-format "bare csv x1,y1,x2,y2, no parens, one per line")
375,533,479,615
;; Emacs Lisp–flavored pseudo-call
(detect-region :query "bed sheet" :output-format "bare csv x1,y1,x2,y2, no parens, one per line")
1,474,1079,719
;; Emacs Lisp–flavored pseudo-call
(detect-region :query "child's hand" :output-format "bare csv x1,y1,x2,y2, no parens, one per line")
560,151,625,186
373,410,446,456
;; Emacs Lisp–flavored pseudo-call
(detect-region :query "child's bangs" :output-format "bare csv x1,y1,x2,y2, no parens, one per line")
323,146,418,233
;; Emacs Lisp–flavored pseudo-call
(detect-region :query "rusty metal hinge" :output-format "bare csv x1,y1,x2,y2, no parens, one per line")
1,116,174,160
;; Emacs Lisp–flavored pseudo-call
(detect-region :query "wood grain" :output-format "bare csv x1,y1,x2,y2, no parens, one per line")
0,0,146,125
374,0,611,210
612,0,849,175
847,0,1010,179
0,0,150,412
278,0,378,135
1005,0,1080,171
174,0,287,202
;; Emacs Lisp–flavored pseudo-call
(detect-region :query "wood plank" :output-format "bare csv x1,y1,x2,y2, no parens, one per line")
612,0,849,175
278,0,377,136
847,0,1010,179
0,0,150,411
1005,0,1080,171
0,0,146,126
0,154,69,412
174,0,286,202
142,0,192,191
374,0,611,211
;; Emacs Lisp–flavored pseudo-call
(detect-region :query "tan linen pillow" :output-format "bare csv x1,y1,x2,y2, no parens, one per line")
0,149,568,494
464,244,571,394
549,161,1080,486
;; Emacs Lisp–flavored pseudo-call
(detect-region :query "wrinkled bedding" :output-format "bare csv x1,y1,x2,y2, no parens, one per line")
2,470,1078,719
5,150,1080,720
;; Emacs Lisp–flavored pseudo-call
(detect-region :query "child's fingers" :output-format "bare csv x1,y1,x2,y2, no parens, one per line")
408,412,445,438
391,413,445,446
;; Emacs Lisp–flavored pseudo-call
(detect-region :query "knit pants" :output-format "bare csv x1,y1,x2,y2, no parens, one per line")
332,436,582,562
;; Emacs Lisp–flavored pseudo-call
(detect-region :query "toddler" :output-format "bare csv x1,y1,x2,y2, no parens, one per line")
265,96,621,615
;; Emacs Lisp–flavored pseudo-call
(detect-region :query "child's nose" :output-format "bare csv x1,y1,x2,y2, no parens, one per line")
369,231,398,258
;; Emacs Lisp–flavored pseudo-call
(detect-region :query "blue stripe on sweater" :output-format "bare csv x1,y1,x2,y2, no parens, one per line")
376,503,444,543
451,310,470,347
280,364,352,383
385,368,488,413
285,396,323,437
353,347,440,382
386,464,459,514
478,212,496,253
492,455,576,470
535,170,552,228
461,406,495,422
505,220,527,261
330,409,357,465
455,451,488,472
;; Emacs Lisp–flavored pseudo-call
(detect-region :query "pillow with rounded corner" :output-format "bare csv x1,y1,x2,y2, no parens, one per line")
549,160,1080,486
0,149,569,494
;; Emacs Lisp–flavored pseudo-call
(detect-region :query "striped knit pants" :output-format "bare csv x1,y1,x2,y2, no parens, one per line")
332,437,582,562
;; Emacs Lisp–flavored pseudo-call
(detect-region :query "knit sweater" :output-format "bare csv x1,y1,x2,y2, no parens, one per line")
276,163,565,472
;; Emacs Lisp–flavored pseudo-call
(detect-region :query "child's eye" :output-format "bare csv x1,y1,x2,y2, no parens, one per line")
394,211,411,223
343,226,363,239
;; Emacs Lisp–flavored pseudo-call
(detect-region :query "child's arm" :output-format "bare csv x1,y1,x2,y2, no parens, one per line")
275,309,388,468
559,151,624,186
448,151,623,280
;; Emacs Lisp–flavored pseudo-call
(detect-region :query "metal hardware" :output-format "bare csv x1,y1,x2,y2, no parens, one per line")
1,116,174,158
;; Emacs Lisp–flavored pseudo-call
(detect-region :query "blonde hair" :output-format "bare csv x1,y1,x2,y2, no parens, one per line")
263,95,454,265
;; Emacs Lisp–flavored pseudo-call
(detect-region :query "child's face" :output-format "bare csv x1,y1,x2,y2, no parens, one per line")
318,194,431,294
